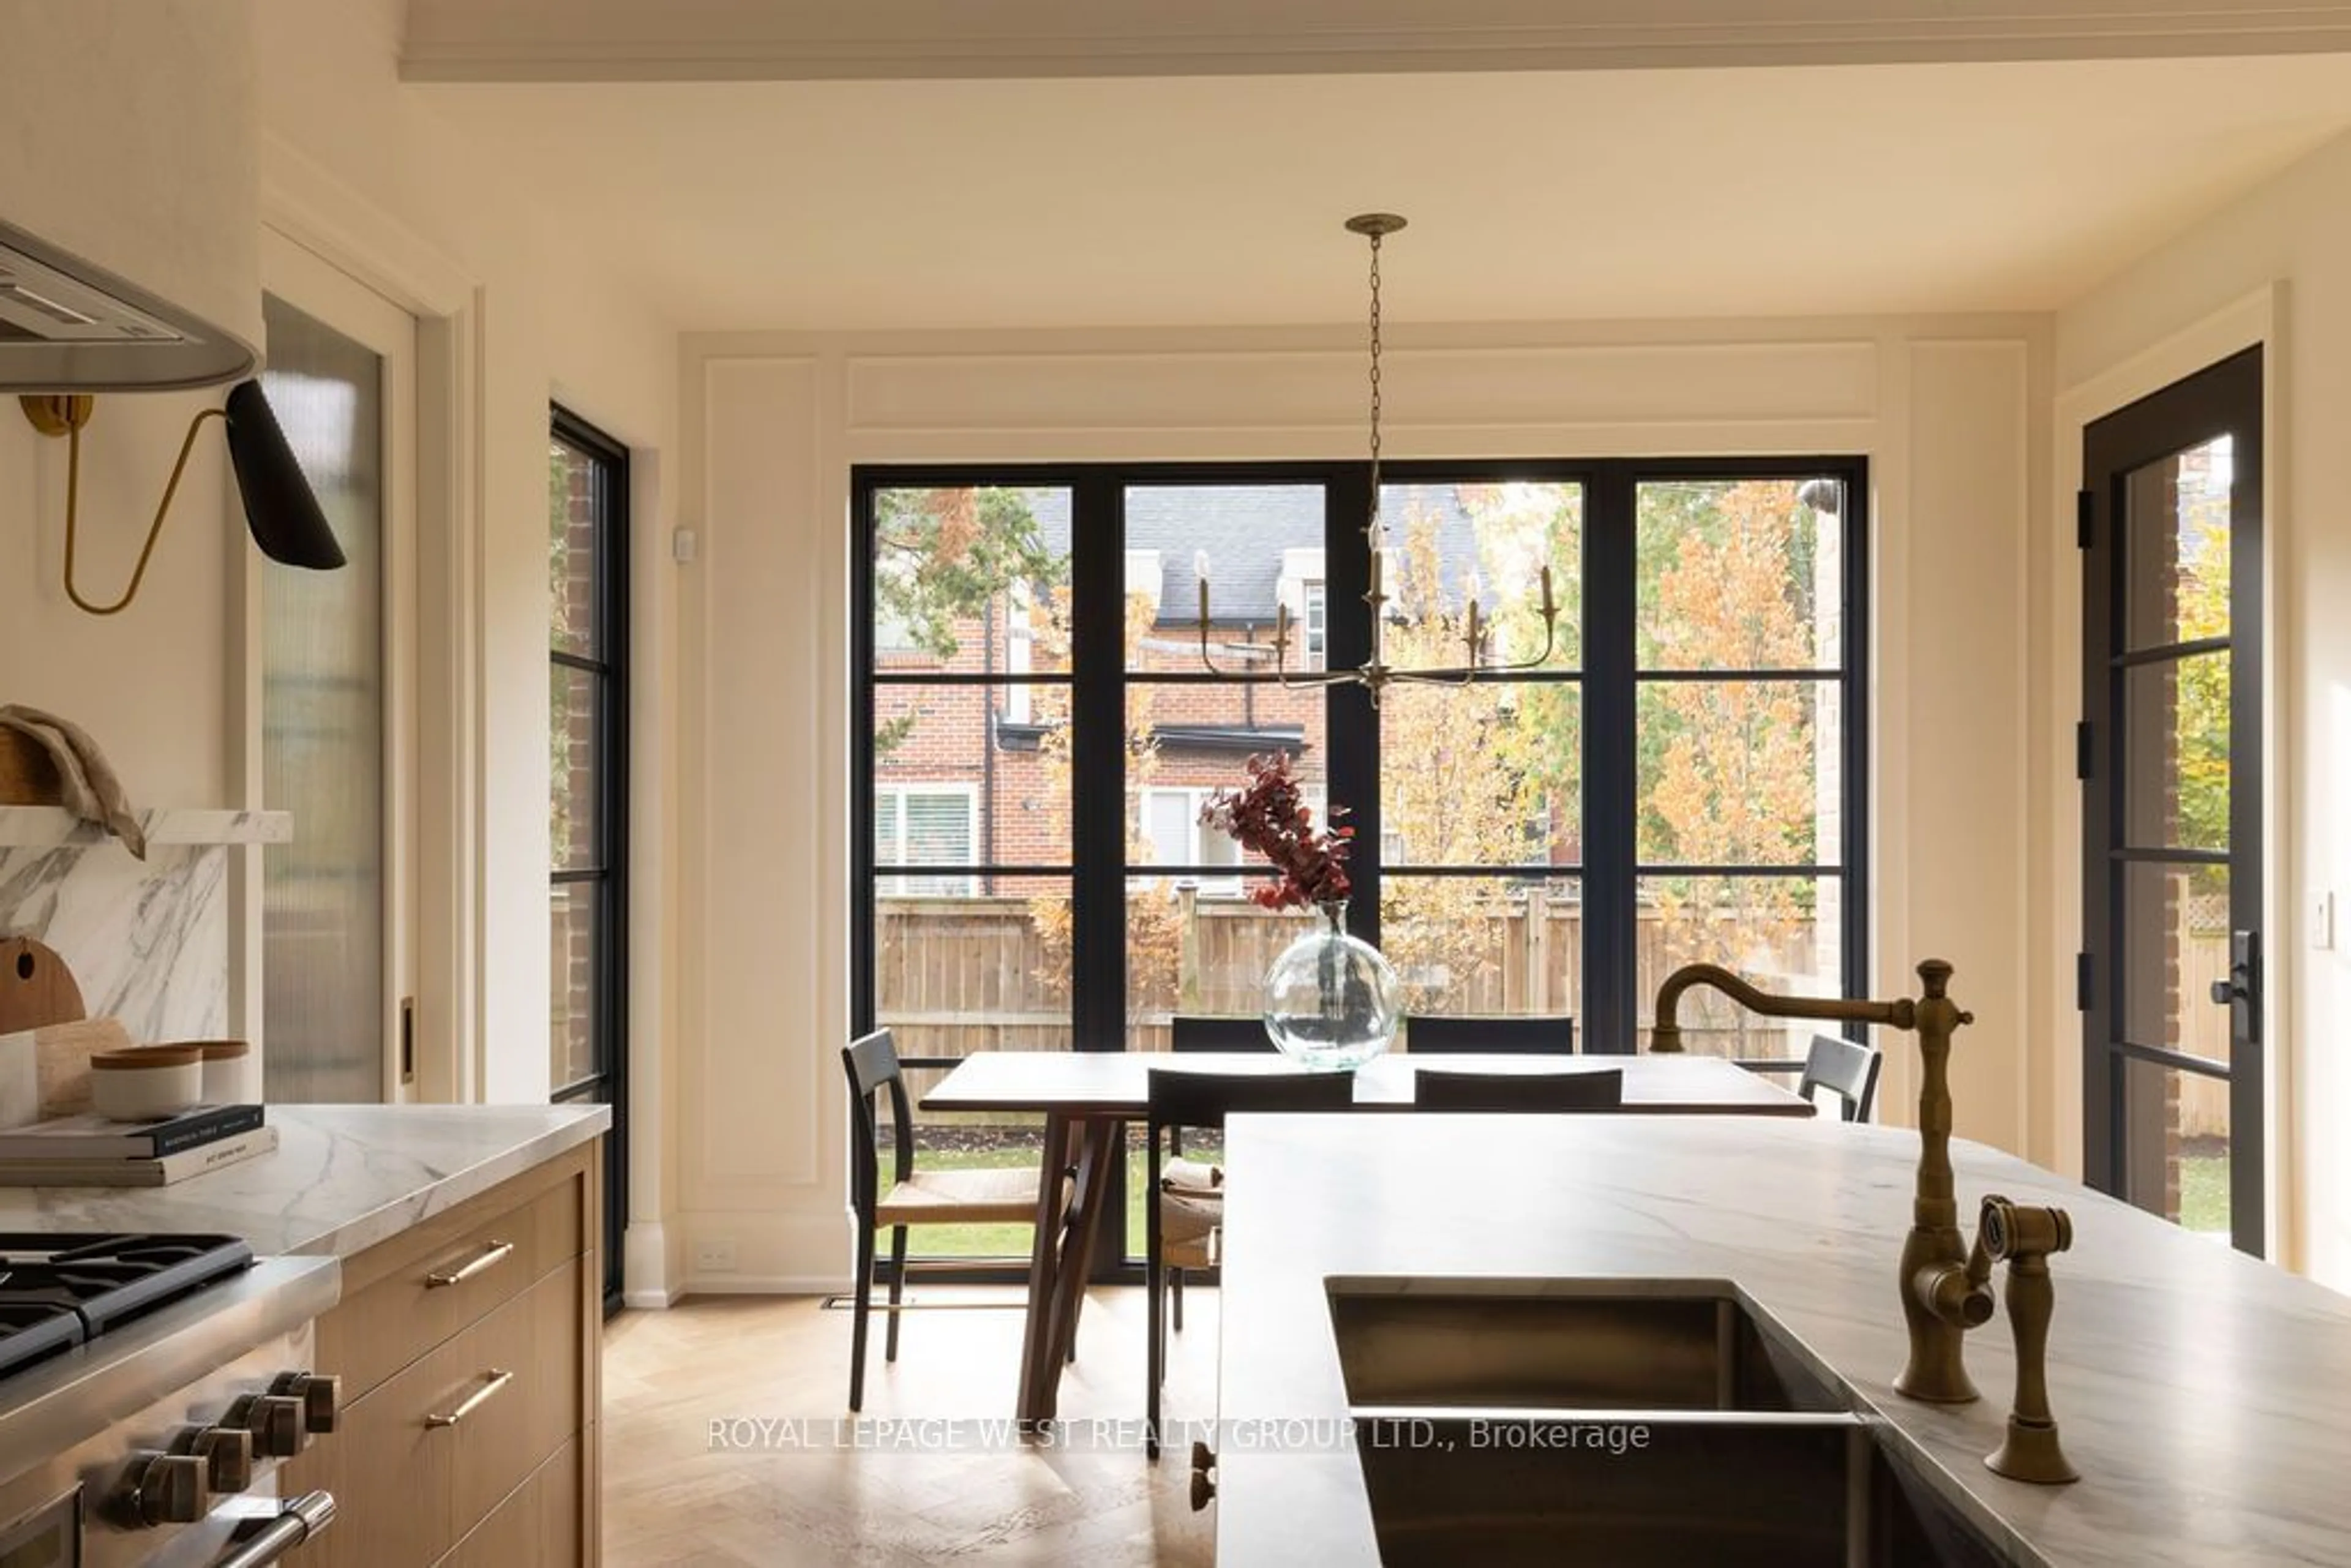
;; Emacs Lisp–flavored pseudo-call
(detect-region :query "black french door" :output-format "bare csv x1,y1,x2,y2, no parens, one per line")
2081,347,2263,1255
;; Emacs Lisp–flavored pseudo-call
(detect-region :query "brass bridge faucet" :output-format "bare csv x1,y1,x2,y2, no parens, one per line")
1651,958,1996,1405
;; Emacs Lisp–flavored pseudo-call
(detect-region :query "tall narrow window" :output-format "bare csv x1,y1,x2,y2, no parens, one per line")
550,408,629,1304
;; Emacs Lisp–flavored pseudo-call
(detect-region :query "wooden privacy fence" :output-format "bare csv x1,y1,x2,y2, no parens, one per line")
877,894,2239,1137
876,888,1833,1071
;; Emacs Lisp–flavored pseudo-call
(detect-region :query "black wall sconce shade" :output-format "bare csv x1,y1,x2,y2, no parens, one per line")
225,380,345,570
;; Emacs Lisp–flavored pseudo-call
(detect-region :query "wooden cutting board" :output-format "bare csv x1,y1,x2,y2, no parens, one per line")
0,937,85,1035
0,937,105,1127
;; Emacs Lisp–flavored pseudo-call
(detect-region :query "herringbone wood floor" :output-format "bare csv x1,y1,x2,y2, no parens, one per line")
603,1288,1220,1566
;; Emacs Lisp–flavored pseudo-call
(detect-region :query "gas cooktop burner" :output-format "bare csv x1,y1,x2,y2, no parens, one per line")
0,1233,253,1381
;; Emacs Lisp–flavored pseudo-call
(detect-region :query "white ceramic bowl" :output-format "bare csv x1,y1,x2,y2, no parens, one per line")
89,1045,206,1120
168,1040,258,1105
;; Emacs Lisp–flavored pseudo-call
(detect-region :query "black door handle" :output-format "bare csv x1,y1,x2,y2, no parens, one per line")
2211,931,2260,1043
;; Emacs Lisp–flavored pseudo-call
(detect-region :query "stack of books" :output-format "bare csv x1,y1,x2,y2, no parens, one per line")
0,1105,273,1186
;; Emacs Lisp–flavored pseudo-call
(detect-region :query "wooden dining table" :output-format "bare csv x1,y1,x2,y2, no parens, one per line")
919,1049,1813,1424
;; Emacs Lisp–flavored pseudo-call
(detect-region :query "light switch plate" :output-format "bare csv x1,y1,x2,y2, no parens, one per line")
2317,891,2336,951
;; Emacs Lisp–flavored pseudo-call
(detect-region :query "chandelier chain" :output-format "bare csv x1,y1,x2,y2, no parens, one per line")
1365,228,1384,549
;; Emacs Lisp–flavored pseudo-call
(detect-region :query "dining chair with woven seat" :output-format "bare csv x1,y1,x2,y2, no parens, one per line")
841,1029,1067,1411
1163,1015,1274,1331
1145,1067,1355,1456
1404,1013,1577,1054
1412,1066,1624,1112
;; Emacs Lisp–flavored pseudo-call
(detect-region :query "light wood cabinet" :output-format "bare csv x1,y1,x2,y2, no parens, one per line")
280,1142,601,1566
439,1438,583,1567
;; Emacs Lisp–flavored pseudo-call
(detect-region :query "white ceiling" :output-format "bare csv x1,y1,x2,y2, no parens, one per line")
416,54,2351,331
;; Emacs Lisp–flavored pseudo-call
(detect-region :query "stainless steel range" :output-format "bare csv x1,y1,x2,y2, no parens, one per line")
0,1235,341,1567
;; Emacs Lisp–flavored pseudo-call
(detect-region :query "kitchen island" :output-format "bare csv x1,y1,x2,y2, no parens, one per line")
1215,1112,2351,1566
0,1105,610,1567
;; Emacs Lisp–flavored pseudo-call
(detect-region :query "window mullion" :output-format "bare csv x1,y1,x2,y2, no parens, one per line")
1583,465,1640,1055
1071,474,1127,1062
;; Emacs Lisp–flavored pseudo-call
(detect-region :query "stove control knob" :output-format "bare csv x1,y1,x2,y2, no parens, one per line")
228,1394,311,1458
179,1425,255,1494
272,1370,342,1434
129,1452,211,1526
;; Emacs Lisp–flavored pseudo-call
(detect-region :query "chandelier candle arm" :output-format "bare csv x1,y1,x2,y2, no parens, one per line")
1191,209,1565,697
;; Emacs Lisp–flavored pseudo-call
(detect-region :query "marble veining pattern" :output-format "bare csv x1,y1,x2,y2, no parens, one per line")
0,841,229,1043
0,1105,610,1258
1216,1114,2351,1567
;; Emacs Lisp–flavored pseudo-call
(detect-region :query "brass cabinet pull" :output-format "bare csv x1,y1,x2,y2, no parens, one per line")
424,1369,514,1429
425,1239,514,1288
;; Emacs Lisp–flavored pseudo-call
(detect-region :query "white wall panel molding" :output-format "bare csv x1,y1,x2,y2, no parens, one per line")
680,318,2044,1283
844,340,1880,440
686,356,835,1209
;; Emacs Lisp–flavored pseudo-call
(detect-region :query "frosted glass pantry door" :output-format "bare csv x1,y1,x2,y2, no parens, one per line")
253,234,418,1104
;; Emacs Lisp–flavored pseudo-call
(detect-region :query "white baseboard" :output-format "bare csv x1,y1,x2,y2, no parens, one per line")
622,1220,676,1305
678,1274,849,1296
619,1286,681,1310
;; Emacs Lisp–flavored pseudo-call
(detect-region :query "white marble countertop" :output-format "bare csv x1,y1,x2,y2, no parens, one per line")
0,807,291,849
0,1105,610,1258
1216,1114,2351,1567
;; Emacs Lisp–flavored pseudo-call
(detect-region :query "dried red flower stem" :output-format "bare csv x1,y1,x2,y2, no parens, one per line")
1198,753,1354,911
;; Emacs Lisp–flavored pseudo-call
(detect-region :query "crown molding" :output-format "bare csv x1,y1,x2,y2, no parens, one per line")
402,2,2351,82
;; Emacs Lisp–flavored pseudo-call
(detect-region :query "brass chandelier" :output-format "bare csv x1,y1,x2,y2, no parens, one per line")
1196,213,1559,698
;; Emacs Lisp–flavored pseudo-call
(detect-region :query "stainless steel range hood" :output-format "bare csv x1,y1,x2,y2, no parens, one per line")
0,217,258,392
0,0,264,394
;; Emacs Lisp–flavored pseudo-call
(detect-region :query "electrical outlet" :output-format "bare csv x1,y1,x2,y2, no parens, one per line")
696,1236,737,1272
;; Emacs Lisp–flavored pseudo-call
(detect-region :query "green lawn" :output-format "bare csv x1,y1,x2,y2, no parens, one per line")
902,1139,1221,1261
2178,1153,2229,1236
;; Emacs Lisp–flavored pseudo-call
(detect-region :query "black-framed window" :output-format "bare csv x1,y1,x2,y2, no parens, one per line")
853,460,1867,1264
550,407,629,1310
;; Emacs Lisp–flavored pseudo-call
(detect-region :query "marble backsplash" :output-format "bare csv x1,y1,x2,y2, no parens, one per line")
0,842,229,1043
0,810,289,1045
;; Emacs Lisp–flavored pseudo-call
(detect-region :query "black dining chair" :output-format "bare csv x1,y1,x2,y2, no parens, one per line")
1145,1067,1355,1456
1404,1013,1577,1054
1412,1067,1624,1112
1798,1033,1883,1122
840,1029,1065,1411
1169,1015,1275,1052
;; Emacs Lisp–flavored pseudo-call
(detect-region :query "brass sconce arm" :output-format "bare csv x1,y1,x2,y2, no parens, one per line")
24,395,229,617
20,381,342,619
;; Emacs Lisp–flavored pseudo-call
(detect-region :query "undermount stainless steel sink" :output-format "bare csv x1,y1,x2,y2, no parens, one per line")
1327,1281,2015,1567
1326,1278,1844,1412
1347,1407,2011,1567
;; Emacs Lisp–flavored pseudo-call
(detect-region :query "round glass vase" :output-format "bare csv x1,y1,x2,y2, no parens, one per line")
1261,899,1401,1071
